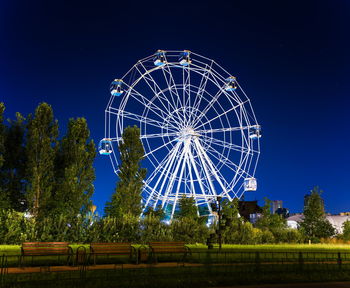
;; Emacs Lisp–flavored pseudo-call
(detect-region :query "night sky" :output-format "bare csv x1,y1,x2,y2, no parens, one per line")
1,0,349,215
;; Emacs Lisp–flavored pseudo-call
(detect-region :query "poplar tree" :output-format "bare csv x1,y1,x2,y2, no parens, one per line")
0,103,9,209
54,117,96,216
105,125,146,218
25,103,58,217
3,113,27,211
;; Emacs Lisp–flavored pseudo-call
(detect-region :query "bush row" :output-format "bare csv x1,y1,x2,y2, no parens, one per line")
0,209,306,245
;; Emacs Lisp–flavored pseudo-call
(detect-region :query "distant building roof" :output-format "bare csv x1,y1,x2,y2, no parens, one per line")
286,214,350,234
326,215,350,234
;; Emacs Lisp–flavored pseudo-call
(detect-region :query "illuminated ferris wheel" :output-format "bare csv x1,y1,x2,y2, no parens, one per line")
99,50,261,219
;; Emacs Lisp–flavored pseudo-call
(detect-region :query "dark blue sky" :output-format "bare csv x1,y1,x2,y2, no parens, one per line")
1,0,349,215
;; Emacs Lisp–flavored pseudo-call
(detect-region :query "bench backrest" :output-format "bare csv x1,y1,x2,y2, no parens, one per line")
22,242,71,256
149,242,187,253
90,243,132,254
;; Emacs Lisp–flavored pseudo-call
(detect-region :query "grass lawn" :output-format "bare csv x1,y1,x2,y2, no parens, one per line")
2,243,350,256
2,243,350,267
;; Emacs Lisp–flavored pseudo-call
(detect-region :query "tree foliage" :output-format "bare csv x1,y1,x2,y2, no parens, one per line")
300,186,335,241
54,117,96,217
342,220,350,242
105,125,146,218
3,113,27,211
0,103,8,209
25,103,58,217
175,196,198,220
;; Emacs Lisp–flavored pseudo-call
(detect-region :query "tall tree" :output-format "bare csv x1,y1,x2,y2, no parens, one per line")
300,186,335,241
3,113,27,211
105,125,146,218
54,117,96,216
25,103,58,217
0,102,9,209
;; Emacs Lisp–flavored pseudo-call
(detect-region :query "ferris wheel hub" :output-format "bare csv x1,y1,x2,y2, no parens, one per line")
177,127,200,142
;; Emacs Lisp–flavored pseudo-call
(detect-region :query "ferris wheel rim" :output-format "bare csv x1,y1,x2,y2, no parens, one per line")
103,50,261,219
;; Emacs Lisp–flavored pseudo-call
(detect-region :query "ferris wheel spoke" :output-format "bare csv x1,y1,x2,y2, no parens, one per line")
194,100,249,130
190,86,227,128
200,134,254,155
143,137,178,158
192,141,218,199
197,126,250,134
206,145,252,180
143,142,181,211
161,144,187,209
161,68,189,128
187,145,213,214
184,152,200,214
171,141,190,216
144,141,181,184
141,131,179,139
126,90,174,124
124,83,180,129
109,108,177,132
135,63,185,127
193,138,232,201
162,65,183,110
191,63,213,122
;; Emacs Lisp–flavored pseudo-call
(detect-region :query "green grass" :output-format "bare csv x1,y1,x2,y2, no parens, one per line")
188,243,350,252
2,243,350,267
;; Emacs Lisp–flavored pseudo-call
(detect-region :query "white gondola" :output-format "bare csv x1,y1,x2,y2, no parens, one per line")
244,177,257,191
154,50,166,66
110,79,124,97
249,125,262,139
225,76,237,91
179,50,191,66
98,138,112,155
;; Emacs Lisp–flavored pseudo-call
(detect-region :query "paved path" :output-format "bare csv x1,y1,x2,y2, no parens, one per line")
219,282,350,288
5,262,201,274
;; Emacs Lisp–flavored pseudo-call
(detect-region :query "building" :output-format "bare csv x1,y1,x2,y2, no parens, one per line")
286,214,350,234
238,200,262,223
272,200,283,214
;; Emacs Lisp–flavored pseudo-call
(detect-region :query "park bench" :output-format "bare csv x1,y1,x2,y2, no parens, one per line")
148,241,191,263
20,242,73,266
89,243,137,265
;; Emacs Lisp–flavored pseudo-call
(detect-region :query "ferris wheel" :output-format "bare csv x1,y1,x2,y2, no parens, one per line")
99,50,261,219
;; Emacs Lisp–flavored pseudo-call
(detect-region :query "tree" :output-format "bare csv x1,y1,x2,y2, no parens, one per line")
143,205,165,219
105,125,146,218
300,186,335,241
175,196,198,220
54,117,96,217
0,102,9,209
2,113,27,211
255,198,286,232
342,220,350,242
25,103,58,217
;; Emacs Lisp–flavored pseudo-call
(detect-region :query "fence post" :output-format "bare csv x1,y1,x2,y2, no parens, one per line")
338,252,342,270
298,252,303,272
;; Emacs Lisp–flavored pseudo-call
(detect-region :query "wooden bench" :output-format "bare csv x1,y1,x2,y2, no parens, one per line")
21,242,73,266
89,243,137,265
148,241,191,263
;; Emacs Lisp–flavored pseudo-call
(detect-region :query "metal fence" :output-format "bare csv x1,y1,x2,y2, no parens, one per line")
2,250,350,287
